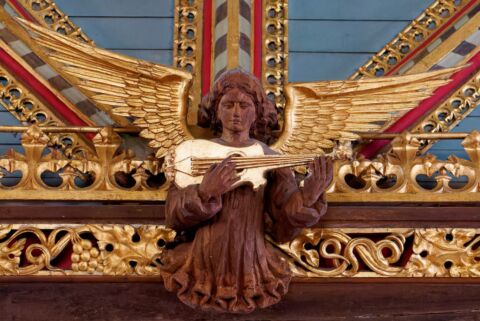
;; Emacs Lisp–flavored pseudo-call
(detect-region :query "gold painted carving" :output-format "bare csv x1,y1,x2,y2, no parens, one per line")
0,126,166,200
3,224,480,278
351,0,469,79
412,70,480,154
405,228,480,277
15,0,93,45
273,228,413,277
21,19,460,159
174,0,203,125
0,126,479,201
0,224,175,276
263,0,288,111
276,227,480,278
0,64,92,158
334,131,480,194
20,19,193,159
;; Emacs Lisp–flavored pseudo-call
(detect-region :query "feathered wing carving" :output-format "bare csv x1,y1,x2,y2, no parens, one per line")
272,67,461,155
18,18,193,158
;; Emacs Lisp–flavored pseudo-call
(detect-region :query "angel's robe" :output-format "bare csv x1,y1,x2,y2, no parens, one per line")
160,143,327,313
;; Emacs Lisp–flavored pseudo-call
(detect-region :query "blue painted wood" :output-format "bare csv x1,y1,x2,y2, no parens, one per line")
0,110,23,125
428,115,479,159
470,106,480,117
289,20,410,53
449,117,480,132
112,49,172,65
424,149,469,160
0,108,22,147
0,144,23,155
289,0,430,20
55,0,174,17
70,17,173,49
289,52,372,81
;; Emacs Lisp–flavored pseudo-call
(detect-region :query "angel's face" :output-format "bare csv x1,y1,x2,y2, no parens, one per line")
218,88,256,135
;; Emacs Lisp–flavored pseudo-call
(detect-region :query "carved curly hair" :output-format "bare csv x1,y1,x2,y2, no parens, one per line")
197,69,278,143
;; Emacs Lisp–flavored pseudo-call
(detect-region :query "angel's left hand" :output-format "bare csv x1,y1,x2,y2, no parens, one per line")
302,156,333,207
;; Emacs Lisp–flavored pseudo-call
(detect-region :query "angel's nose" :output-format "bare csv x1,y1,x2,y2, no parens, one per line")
232,103,241,115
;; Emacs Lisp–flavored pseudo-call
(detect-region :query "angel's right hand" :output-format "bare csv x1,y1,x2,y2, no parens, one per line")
198,156,240,200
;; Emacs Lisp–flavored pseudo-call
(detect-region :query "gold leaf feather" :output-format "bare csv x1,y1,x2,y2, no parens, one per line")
272,66,463,155
18,18,193,158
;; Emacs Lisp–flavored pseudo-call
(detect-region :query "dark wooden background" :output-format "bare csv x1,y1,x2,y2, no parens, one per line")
1,279,480,321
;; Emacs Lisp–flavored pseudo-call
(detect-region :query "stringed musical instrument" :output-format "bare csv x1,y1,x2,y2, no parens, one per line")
164,139,323,189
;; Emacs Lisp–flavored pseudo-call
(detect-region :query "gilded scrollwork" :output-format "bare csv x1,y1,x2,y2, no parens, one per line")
271,229,412,277
351,0,468,79
0,224,176,276
3,225,480,278
0,225,24,275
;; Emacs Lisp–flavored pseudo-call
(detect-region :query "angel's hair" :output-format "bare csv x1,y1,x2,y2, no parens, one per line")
198,69,278,143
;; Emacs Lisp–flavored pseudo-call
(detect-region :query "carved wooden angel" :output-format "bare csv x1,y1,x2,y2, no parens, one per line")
19,19,459,313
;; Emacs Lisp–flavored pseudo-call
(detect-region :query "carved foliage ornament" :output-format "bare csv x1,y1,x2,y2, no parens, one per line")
0,126,478,200
1,225,480,278
0,126,165,198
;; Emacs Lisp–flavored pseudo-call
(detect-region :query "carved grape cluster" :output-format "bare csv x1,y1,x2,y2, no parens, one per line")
71,239,103,274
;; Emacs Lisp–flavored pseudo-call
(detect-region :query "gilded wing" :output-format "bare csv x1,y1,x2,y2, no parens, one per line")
272,67,461,154
18,18,192,158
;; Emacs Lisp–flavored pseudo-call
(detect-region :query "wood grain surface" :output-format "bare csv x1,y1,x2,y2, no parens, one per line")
1,280,480,321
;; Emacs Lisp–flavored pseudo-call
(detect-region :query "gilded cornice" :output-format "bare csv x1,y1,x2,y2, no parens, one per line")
411,68,480,155
350,0,476,79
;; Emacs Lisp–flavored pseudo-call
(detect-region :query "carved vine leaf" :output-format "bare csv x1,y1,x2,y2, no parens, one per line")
272,229,410,277
89,225,175,276
0,225,25,275
405,228,480,277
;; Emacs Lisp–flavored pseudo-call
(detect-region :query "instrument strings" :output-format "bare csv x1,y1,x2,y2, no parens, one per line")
191,155,316,175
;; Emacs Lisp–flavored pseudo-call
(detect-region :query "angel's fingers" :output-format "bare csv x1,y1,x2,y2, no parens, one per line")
220,162,237,176
227,174,241,183
224,174,241,188
207,163,218,174
218,156,235,171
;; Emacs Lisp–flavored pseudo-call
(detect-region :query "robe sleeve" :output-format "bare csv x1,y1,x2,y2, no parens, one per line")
165,184,222,231
266,168,327,243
